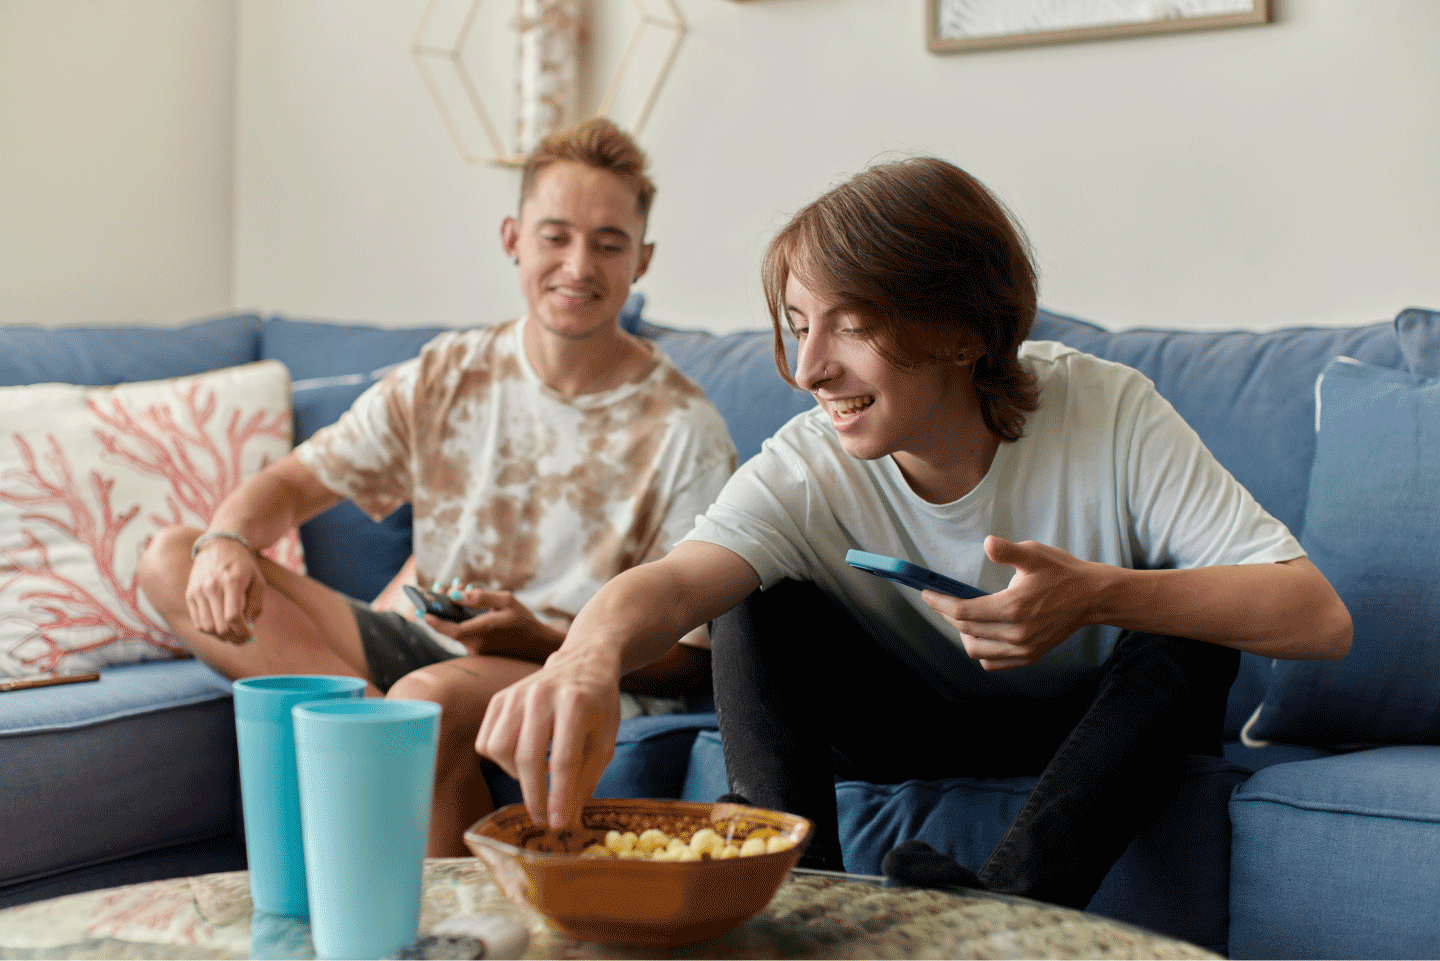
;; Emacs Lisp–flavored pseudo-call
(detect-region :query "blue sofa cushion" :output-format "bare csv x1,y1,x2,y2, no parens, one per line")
0,660,240,890
834,756,1247,955
681,731,1241,954
1245,355,1440,747
1396,306,1440,378
0,313,261,388
623,303,813,465
483,712,721,811
1228,746,1440,959
261,316,450,601
1029,307,1431,740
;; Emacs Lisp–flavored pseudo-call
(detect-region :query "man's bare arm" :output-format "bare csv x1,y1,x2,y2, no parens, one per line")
476,541,759,829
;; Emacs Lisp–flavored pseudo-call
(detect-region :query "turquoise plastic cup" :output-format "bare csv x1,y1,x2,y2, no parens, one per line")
292,698,440,961
232,675,366,916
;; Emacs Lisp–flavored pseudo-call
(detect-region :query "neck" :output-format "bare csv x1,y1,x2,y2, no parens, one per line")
522,315,650,398
892,428,1001,504
891,381,1001,504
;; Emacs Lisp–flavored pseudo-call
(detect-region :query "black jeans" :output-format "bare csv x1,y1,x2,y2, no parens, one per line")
710,580,1239,909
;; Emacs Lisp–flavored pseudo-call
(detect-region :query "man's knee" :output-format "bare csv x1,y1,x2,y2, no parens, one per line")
388,662,480,714
137,525,202,609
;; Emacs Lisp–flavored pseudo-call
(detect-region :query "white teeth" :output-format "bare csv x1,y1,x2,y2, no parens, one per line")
830,396,874,415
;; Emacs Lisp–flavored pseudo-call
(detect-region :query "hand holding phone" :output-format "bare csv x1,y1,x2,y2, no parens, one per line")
845,549,988,600
403,584,487,623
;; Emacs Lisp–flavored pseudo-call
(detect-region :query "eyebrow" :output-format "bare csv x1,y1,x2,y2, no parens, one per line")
536,218,632,241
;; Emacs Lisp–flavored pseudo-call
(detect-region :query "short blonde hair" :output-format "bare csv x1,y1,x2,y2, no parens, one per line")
520,118,656,226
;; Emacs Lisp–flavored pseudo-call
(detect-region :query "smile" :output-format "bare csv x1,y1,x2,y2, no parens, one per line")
826,395,874,416
551,285,597,301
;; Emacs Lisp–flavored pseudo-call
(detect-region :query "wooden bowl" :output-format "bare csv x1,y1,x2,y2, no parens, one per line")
463,797,812,947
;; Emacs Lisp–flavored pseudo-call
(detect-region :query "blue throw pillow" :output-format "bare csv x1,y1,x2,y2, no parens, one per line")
1244,355,1440,747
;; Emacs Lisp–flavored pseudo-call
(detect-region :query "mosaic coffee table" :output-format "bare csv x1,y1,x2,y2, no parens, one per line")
0,858,1218,959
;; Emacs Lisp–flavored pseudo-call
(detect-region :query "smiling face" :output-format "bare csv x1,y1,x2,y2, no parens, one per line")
786,273,993,496
502,160,654,342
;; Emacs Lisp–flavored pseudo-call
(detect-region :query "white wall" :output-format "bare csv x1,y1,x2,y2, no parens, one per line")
232,0,1440,334
0,0,237,328
4,1,1437,334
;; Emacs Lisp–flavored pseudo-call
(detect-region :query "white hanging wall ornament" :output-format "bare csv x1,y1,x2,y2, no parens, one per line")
515,0,580,156
412,0,686,168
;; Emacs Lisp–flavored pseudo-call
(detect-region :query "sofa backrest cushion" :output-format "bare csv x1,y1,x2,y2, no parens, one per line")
1028,309,1417,538
0,313,262,388
1243,350,1440,747
622,302,814,465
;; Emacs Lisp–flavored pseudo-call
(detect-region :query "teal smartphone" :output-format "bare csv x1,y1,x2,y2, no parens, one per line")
845,549,987,599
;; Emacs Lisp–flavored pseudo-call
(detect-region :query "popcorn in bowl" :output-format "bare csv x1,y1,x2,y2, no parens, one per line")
463,797,812,947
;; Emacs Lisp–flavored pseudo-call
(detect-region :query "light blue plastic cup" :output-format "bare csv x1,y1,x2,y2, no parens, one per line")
232,675,366,916
292,698,440,961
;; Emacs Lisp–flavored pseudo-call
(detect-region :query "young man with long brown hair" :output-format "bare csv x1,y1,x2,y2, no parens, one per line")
476,156,1349,907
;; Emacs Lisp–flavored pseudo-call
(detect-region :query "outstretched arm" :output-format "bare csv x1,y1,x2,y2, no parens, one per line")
475,540,760,830
923,535,1352,671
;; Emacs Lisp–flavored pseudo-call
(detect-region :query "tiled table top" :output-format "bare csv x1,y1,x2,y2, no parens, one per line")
0,858,1218,960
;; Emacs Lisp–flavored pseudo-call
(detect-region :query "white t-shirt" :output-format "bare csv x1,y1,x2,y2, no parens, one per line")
298,317,738,655
684,341,1302,697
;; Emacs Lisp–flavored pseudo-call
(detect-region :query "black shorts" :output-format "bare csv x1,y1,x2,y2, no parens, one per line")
347,598,458,694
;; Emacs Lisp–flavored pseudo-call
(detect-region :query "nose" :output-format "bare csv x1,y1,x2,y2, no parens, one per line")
794,331,834,393
562,240,596,280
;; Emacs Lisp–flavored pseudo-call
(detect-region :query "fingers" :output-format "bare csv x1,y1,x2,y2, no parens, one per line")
549,692,615,830
476,667,618,831
188,578,250,645
432,578,514,611
921,588,977,622
187,545,264,645
475,683,550,826
959,632,1037,670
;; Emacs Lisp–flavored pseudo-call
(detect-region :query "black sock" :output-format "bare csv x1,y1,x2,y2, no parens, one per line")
882,840,986,891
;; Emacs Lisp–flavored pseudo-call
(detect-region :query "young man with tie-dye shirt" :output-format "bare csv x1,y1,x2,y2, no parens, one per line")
138,119,737,856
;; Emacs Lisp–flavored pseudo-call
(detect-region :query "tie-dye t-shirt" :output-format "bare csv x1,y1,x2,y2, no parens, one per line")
295,317,737,644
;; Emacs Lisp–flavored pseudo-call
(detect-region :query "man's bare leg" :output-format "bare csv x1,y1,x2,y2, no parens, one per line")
387,655,540,857
138,526,378,694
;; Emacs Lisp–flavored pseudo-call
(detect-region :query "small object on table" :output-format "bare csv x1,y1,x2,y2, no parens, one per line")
387,933,486,960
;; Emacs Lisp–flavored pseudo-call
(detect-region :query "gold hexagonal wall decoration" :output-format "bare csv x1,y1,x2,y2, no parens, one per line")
412,0,686,167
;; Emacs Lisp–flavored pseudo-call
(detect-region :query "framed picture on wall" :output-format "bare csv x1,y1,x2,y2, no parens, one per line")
928,0,1271,53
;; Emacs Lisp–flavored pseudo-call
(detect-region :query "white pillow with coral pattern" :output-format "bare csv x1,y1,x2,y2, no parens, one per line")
0,360,304,677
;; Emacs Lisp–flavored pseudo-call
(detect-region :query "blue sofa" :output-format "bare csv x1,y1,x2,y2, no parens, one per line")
2,299,1436,960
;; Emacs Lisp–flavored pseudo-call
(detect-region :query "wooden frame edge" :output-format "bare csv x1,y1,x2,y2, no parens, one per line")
926,0,1272,55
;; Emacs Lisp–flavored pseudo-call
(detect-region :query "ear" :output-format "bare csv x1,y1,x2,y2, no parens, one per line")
500,216,520,261
633,241,655,282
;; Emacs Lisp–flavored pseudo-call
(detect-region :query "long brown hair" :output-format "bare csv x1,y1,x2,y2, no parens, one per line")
762,157,1040,441
519,118,656,226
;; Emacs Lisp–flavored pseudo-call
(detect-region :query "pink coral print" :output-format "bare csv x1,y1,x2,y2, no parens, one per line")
0,365,303,675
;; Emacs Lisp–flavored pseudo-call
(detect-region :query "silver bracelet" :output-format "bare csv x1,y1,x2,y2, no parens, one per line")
191,530,254,560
